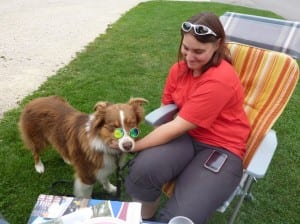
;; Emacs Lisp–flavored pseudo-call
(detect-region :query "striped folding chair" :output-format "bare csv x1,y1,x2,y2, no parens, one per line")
217,42,299,223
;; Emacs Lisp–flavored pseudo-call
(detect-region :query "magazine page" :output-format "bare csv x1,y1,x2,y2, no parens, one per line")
27,194,142,224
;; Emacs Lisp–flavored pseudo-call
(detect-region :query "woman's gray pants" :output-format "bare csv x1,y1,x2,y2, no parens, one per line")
125,134,243,224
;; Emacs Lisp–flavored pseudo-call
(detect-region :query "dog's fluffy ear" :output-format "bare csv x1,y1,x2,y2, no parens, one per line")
93,101,110,127
128,98,148,124
94,101,110,112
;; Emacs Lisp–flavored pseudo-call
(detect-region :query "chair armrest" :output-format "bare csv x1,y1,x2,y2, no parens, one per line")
145,104,178,126
246,129,278,178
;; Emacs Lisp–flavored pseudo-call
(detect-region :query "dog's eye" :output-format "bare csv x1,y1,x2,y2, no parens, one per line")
114,128,124,139
129,128,140,138
105,124,115,132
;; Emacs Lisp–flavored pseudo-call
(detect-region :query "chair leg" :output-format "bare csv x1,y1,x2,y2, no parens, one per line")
228,175,254,224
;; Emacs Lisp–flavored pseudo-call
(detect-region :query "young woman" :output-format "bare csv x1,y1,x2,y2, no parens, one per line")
124,12,251,223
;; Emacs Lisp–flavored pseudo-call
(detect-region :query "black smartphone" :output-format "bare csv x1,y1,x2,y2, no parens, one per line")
204,150,228,173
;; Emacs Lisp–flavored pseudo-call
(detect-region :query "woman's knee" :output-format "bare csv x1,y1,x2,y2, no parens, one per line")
125,134,195,201
125,151,164,201
126,151,159,186
125,150,173,193
127,134,195,185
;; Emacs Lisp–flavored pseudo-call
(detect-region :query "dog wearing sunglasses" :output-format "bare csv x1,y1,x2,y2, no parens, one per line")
19,95,148,198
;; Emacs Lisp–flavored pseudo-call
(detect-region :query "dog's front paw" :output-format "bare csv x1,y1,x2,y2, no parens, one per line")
103,182,117,193
35,160,45,173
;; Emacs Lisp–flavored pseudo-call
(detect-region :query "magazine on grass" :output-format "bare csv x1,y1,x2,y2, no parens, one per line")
27,194,142,224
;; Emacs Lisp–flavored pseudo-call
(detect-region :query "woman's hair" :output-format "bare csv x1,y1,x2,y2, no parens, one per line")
178,12,232,73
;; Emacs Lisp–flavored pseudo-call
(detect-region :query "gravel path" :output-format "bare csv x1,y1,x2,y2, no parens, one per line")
0,0,145,119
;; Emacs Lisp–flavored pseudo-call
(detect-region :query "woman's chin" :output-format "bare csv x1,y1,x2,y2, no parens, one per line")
187,64,201,71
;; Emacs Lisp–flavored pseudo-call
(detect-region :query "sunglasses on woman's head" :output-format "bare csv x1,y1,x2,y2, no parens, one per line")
181,22,217,37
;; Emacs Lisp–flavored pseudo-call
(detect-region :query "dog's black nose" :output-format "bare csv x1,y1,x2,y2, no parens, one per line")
122,142,133,151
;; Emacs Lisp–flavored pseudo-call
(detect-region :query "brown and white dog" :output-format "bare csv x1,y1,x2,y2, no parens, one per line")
19,95,148,198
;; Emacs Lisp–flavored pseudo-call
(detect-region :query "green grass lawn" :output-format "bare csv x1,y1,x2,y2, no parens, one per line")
0,1,299,223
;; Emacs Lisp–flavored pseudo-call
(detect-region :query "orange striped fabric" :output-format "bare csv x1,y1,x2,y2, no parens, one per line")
162,43,299,197
227,42,299,168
